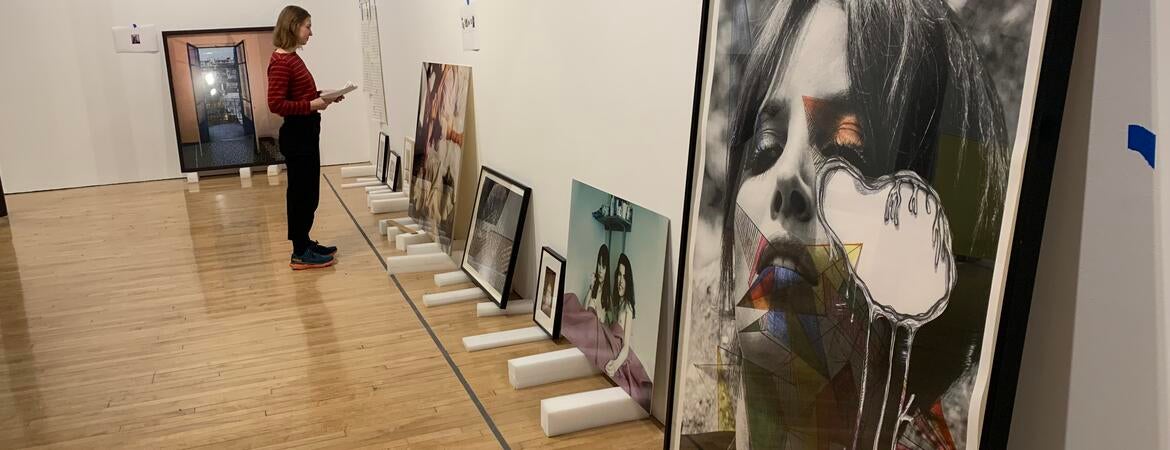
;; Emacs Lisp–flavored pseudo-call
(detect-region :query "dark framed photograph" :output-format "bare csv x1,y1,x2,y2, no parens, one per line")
460,166,531,307
665,0,1083,448
533,246,566,339
162,27,284,172
376,132,401,191
386,150,401,192
375,132,388,183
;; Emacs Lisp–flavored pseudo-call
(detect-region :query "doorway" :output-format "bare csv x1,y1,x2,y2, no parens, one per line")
184,42,259,168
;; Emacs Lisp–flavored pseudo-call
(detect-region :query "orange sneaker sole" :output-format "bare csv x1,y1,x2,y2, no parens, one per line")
290,259,336,270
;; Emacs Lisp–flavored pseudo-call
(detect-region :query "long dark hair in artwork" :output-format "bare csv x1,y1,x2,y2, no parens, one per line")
607,253,637,321
589,244,611,309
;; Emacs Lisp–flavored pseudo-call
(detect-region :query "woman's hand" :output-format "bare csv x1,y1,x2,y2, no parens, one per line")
310,97,331,111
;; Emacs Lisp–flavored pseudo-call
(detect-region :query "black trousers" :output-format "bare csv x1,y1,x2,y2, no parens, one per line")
279,113,322,253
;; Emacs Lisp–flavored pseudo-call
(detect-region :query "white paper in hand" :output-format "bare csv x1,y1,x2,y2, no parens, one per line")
321,81,358,100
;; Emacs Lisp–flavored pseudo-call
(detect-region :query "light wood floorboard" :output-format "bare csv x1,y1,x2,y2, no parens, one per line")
0,167,663,449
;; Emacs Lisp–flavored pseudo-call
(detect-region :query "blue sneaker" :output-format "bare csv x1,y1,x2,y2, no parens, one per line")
291,249,335,270
309,240,337,256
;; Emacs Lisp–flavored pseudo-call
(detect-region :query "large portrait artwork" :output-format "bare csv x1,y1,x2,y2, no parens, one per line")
668,0,1081,448
409,63,471,253
563,180,670,413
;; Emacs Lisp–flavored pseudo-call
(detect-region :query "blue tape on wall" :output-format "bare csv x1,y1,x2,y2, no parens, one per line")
1127,124,1156,169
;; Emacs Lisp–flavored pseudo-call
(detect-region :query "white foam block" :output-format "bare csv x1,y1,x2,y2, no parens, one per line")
385,253,456,275
508,348,600,389
367,192,407,208
342,181,382,189
422,287,485,307
369,191,407,199
239,167,252,178
267,165,281,176
378,219,394,235
407,242,442,255
540,387,648,437
434,270,470,286
340,165,375,178
395,231,430,251
366,185,391,193
393,217,416,226
476,300,535,317
186,172,199,183
463,326,547,352
386,228,404,243
370,198,409,214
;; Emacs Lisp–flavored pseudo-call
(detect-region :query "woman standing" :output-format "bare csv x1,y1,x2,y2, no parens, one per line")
268,5,341,270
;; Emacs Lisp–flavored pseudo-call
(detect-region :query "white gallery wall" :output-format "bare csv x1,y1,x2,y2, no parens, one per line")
1009,0,1169,448
0,0,371,193
375,0,703,420
376,0,1170,443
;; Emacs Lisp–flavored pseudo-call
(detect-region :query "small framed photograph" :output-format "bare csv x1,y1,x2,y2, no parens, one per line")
375,132,389,183
386,151,401,192
533,246,566,339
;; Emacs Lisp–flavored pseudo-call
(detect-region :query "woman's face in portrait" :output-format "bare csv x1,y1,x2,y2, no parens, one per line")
734,2,857,290
615,263,627,298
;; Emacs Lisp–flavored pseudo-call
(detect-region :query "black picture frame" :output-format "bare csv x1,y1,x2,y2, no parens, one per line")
161,26,282,173
532,246,567,339
460,166,532,308
386,151,402,192
663,0,1085,448
376,131,402,191
375,132,388,183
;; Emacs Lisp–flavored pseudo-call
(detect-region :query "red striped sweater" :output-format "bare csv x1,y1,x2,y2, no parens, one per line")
267,51,318,117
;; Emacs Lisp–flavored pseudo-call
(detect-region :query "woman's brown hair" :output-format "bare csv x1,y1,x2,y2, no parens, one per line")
273,5,310,50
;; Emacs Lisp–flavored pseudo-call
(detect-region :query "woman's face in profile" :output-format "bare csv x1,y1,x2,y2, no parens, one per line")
298,17,313,46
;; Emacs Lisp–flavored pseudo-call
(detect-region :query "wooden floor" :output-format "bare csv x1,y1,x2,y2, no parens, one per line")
0,167,663,449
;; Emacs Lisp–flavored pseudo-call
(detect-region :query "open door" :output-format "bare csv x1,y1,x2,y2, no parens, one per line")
187,43,210,146
234,40,258,154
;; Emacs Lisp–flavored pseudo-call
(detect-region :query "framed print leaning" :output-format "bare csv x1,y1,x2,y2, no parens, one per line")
461,167,531,307
533,247,567,339
376,132,401,192
665,0,1083,448
162,27,284,172
375,132,389,183
563,180,670,413
409,63,471,253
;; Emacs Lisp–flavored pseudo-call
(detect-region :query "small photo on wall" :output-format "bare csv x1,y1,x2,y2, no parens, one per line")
461,167,531,307
533,247,566,339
